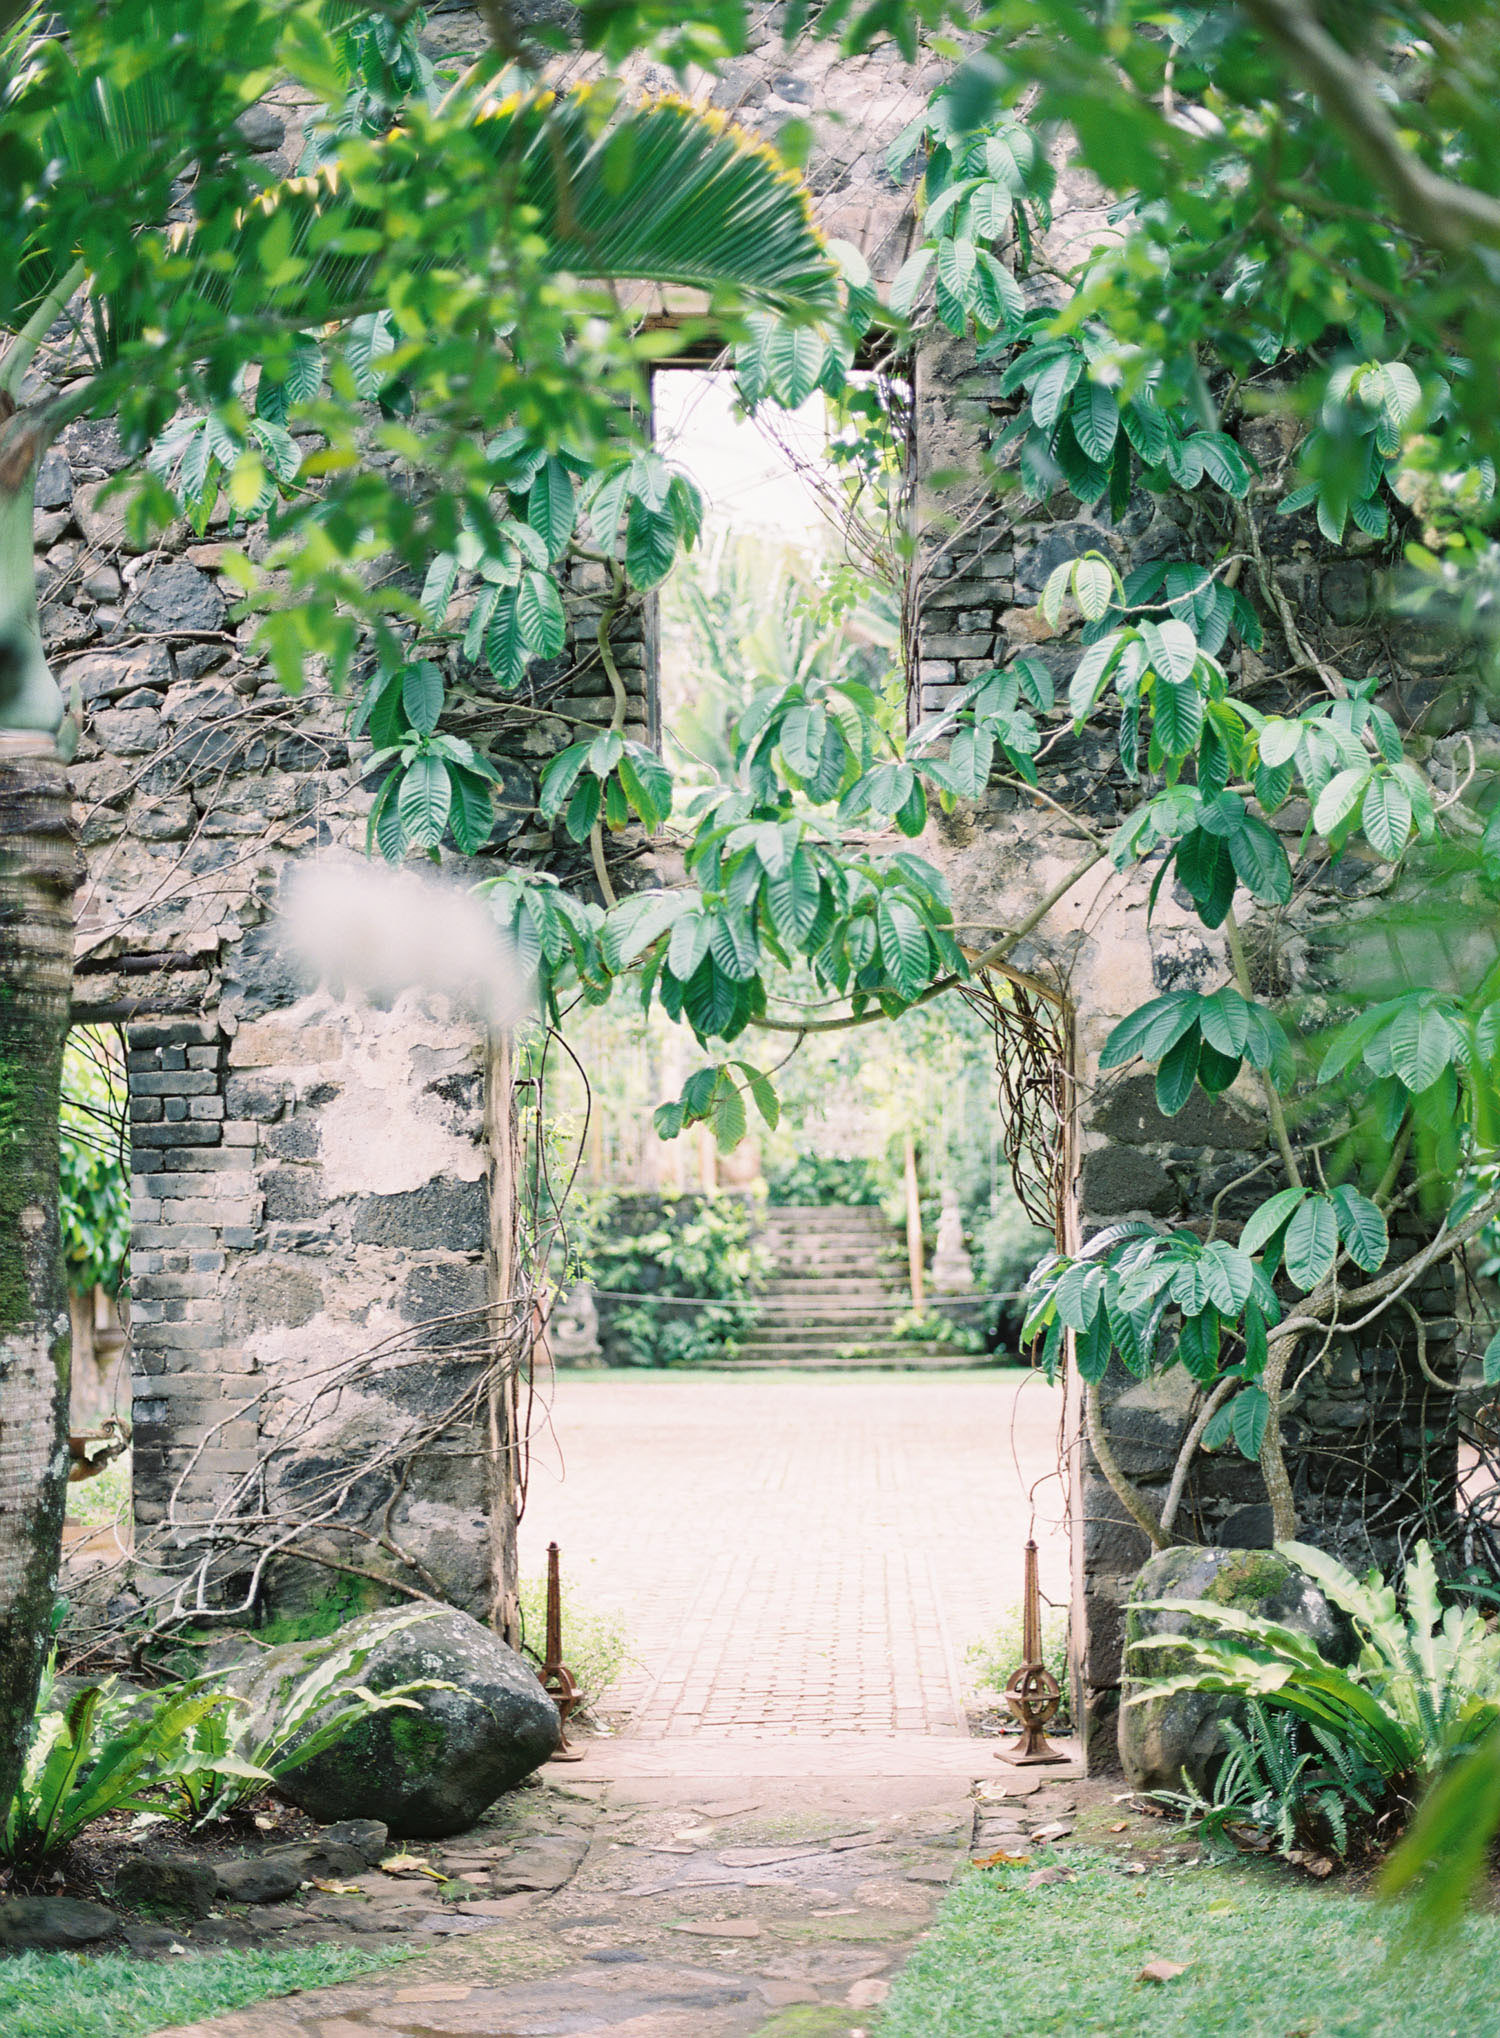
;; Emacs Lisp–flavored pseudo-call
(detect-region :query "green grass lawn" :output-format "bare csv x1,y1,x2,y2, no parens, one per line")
878,1851,1500,2038
2,1942,409,2038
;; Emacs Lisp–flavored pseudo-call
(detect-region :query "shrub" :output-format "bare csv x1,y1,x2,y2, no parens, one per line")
59,1033,129,1299
892,1308,984,1353
967,1600,1070,1725
516,1575,633,1713
1155,1698,1384,1863
579,1191,768,1367
974,1201,1055,1349
1129,1539,1500,1849
764,1154,883,1206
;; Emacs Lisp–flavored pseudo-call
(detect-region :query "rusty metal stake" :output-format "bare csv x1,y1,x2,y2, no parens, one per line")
541,1541,583,1755
1002,1538,1066,1764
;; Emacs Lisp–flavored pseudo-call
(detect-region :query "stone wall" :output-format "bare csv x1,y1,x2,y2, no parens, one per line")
911,330,1463,1759
47,5,1462,1753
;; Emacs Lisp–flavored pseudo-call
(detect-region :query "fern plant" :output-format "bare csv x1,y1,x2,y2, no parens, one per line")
1156,1699,1383,1863
1129,1540,1500,1802
1,1658,239,1874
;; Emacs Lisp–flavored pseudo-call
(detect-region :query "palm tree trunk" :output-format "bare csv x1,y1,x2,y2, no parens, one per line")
0,454,74,1817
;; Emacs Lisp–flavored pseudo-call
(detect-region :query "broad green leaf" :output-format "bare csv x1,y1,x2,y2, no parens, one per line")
1073,553,1115,620
1330,1185,1388,1273
1155,1024,1201,1115
516,571,567,657
1313,766,1371,838
1198,987,1251,1058
1178,1305,1221,1383
447,767,495,855
538,742,590,822
710,1072,748,1151
1200,1241,1254,1315
1068,632,1124,721
564,773,602,842
625,497,677,585
1140,618,1198,685
485,591,528,688
1031,349,1084,430
1484,1329,1500,1386
1361,775,1413,861
766,320,827,407
1388,1001,1462,1093
1122,399,1168,466
1242,1187,1305,1262
734,1061,781,1130
1100,993,1199,1069
767,849,822,945
401,661,443,737
1284,1195,1338,1291
397,755,451,850
528,459,576,560
1071,384,1120,465
1152,673,1202,757
1226,813,1292,905
1231,1384,1270,1459
877,896,929,999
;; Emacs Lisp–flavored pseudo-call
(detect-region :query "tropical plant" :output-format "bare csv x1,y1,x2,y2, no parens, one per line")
58,1034,129,1300
579,1191,767,1367
1,1657,237,1874
1156,1698,1385,1866
167,1609,448,1828
1129,1541,1500,1806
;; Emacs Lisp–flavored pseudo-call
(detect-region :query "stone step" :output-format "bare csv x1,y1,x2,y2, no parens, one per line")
704,1349,994,1372
745,1317,907,1338
741,1328,925,1345
757,1286,910,1304
764,1246,905,1268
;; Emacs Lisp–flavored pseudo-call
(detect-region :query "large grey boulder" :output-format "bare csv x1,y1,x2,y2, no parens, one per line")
232,1607,560,1838
1119,1545,1356,1796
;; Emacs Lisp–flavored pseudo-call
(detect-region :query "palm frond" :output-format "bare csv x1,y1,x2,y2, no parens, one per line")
98,83,838,367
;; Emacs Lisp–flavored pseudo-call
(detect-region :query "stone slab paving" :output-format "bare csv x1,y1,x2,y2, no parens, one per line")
147,1371,1081,2037
149,1753,1106,2038
518,1367,1069,1738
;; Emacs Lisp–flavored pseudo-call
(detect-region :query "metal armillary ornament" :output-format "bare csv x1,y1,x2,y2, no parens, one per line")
540,1541,583,1756
1003,1538,1066,1764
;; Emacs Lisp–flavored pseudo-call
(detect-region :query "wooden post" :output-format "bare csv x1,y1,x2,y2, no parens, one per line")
484,1028,520,1646
903,1128,925,1312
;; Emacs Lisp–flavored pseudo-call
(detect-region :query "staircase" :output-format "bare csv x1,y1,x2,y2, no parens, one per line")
723,1204,984,1371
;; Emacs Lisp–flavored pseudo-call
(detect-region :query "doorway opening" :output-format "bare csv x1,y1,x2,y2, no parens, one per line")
520,362,1080,1753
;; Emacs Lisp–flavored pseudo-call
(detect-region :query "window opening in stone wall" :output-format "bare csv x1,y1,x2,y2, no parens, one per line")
649,361,912,779
58,1024,133,1573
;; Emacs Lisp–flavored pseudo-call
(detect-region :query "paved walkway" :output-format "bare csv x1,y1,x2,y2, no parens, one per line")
517,1367,1070,1740
152,1369,1080,2038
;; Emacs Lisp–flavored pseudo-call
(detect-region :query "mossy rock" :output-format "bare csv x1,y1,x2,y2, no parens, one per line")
226,1606,560,1838
1118,1545,1356,1796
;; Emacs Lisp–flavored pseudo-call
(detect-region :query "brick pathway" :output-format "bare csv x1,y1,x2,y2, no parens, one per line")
517,1367,1070,1741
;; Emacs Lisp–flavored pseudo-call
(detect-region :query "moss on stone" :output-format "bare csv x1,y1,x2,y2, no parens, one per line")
1203,1552,1290,1608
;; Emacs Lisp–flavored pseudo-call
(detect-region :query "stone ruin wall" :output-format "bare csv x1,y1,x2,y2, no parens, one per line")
44,4,1462,1752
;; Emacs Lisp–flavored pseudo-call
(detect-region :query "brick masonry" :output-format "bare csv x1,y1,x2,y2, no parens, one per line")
43,6,1464,1757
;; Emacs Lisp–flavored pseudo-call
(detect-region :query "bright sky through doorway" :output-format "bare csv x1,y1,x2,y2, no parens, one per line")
652,368,837,549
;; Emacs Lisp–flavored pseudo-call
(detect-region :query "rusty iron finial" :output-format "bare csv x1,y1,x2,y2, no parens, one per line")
541,1541,582,1753
1003,1538,1066,1765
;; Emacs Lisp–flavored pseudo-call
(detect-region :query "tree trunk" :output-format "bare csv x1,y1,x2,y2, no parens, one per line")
0,452,74,1814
